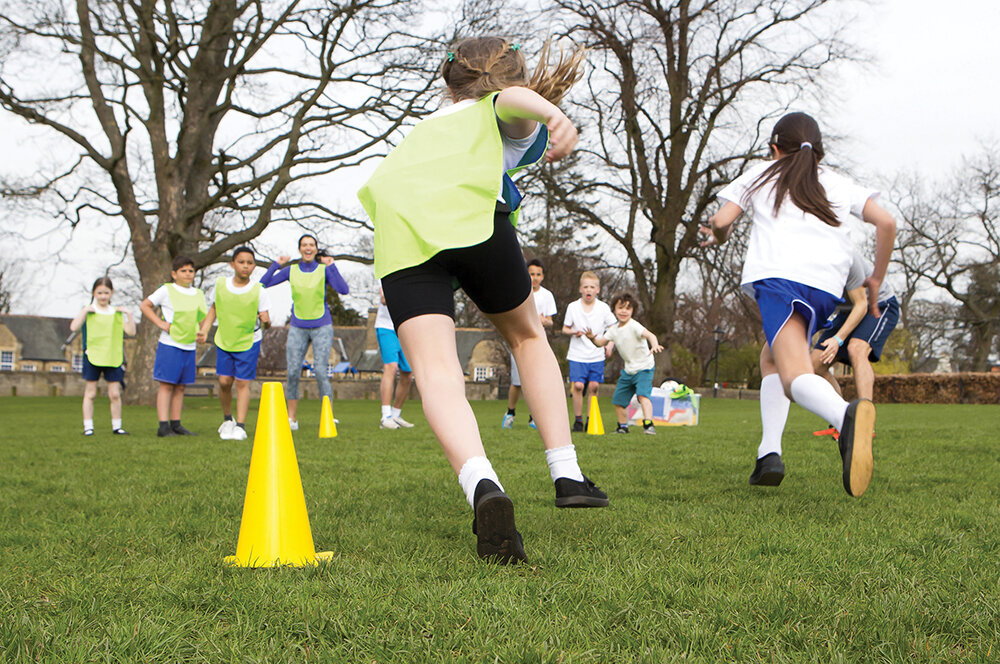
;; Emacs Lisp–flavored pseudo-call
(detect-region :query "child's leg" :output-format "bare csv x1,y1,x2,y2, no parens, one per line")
82,380,98,424
586,380,600,407
638,396,653,421
312,324,334,401
380,362,397,409
170,384,185,421
107,381,123,423
614,404,628,424
771,313,848,427
758,344,790,458
393,371,412,410
234,379,251,423
571,381,585,417
507,385,521,411
156,382,174,421
285,326,308,421
218,374,234,418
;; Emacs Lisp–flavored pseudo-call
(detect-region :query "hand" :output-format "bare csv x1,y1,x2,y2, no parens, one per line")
699,224,718,248
161,321,172,333
819,337,840,364
545,110,578,162
650,342,664,354
574,329,585,337
84,305,96,314
196,330,207,344
116,306,130,316
277,255,291,266
318,255,334,266
583,328,595,340
862,276,882,318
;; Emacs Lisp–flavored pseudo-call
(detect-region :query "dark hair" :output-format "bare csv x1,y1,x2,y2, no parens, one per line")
172,255,195,271
744,112,839,227
91,276,114,295
298,234,318,249
611,292,637,311
527,258,545,270
231,246,255,261
442,37,586,105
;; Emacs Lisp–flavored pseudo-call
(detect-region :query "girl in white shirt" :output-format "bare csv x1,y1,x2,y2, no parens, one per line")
702,112,896,498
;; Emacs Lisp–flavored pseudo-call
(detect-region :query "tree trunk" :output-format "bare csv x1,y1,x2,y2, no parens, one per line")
127,322,162,406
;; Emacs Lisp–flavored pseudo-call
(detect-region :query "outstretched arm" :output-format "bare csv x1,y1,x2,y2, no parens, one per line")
701,202,744,247
494,86,578,162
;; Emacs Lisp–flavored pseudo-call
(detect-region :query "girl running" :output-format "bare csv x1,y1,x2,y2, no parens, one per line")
358,37,608,564
702,112,896,497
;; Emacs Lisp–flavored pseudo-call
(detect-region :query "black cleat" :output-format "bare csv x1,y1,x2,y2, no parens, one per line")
839,399,875,497
749,452,785,486
554,475,610,508
112,428,130,435
572,420,584,432
171,423,196,436
471,480,527,564
614,424,629,434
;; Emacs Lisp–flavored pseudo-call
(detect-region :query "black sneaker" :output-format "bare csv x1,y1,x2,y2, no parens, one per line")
642,421,656,435
839,399,875,497
554,475,609,508
171,423,196,436
157,427,178,438
572,420,584,432
471,479,527,564
112,428,130,435
614,424,629,434
749,452,785,486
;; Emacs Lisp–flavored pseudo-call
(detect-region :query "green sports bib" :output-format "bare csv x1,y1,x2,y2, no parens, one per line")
289,264,326,321
166,283,207,345
214,278,261,353
85,311,124,367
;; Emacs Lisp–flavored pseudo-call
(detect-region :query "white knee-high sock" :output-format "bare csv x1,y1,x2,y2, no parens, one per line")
545,444,585,482
758,374,789,459
457,456,502,508
790,374,849,431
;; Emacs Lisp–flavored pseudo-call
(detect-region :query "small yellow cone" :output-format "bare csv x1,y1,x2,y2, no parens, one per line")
319,395,338,438
586,395,605,435
224,382,333,568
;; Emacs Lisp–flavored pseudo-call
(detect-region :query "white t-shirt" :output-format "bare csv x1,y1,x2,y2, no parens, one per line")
147,284,201,350
834,253,896,314
717,162,878,297
427,99,543,203
532,286,558,318
374,302,394,330
208,277,271,343
563,299,616,363
599,319,655,374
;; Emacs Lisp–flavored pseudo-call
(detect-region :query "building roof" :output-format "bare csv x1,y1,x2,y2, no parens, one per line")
0,315,73,362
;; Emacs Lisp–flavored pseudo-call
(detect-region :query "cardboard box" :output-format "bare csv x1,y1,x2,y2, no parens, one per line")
626,387,700,426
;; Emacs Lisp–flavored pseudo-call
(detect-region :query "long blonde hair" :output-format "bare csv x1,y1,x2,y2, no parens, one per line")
441,37,586,105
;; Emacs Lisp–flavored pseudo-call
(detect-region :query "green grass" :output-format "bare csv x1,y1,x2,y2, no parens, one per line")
1,394,998,662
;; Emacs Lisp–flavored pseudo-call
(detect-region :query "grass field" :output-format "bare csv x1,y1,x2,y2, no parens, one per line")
1,394,998,662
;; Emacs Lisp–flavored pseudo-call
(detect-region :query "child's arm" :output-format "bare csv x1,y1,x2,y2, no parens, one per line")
69,305,93,332
817,286,867,365
642,329,664,354
700,201,744,247
139,298,171,334
562,324,584,337
861,199,897,317
118,307,137,336
199,304,217,339
583,329,609,347
540,313,553,328
259,310,271,328
494,86,578,162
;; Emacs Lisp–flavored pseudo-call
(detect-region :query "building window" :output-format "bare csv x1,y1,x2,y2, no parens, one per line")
50,365,66,373
473,366,494,383
0,351,12,371
72,354,83,372
21,363,36,372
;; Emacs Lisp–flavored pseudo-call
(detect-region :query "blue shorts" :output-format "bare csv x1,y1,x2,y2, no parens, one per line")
377,328,411,373
216,341,261,381
753,278,842,346
81,355,124,383
153,343,196,385
569,360,605,385
612,368,654,407
816,296,900,363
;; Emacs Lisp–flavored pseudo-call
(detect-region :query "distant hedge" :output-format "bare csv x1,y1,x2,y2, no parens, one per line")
836,373,1000,404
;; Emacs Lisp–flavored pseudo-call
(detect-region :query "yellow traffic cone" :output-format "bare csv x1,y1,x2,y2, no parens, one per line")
586,395,605,435
319,395,338,438
225,382,333,568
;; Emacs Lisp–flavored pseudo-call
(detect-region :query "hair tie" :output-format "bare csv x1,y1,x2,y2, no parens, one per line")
510,43,520,51
800,141,813,150
446,51,454,62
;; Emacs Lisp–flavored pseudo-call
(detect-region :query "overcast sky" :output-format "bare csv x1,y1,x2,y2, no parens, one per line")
2,0,997,318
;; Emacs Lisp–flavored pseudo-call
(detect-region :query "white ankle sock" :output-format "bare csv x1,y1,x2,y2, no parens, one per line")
381,405,392,419
391,407,402,418
545,444,585,482
758,374,789,459
457,456,502,508
83,419,94,430
790,374,849,431
111,418,122,430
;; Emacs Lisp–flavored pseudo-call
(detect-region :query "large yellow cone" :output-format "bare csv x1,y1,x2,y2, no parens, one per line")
586,395,605,435
319,395,338,438
225,382,333,567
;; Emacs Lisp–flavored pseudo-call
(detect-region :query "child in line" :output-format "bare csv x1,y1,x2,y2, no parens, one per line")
69,277,136,435
375,285,415,430
502,258,557,429
359,37,608,564
198,246,271,441
140,256,208,437
585,293,663,434
562,271,616,431
702,112,896,497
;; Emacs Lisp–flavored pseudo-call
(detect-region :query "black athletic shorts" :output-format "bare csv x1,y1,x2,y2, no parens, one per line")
381,209,532,328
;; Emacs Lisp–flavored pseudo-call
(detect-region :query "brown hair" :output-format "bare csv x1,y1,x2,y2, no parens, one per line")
442,37,586,105
744,112,839,227
611,292,637,312
171,255,195,271
91,276,114,295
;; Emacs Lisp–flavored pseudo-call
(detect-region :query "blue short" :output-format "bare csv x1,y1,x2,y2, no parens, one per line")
612,368,654,407
216,341,261,381
81,355,124,383
753,278,842,346
816,296,900,363
153,343,196,385
377,328,411,373
568,360,605,385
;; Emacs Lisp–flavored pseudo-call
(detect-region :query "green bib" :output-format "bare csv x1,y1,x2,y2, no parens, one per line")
166,283,207,345
358,93,547,279
214,278,261,353
85,311,124,367
289,264,326,321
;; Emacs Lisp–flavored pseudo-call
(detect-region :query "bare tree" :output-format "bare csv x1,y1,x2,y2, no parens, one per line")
0,0,438,402
538,0,856,366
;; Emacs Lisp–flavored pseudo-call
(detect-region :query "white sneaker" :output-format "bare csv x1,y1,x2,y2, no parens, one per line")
230,425,248,441
289,419,299,431
380,417,401,430
393,415,415,428
218,420,235,440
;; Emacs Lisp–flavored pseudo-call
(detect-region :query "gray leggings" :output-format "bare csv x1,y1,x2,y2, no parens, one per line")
286,324,334,401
